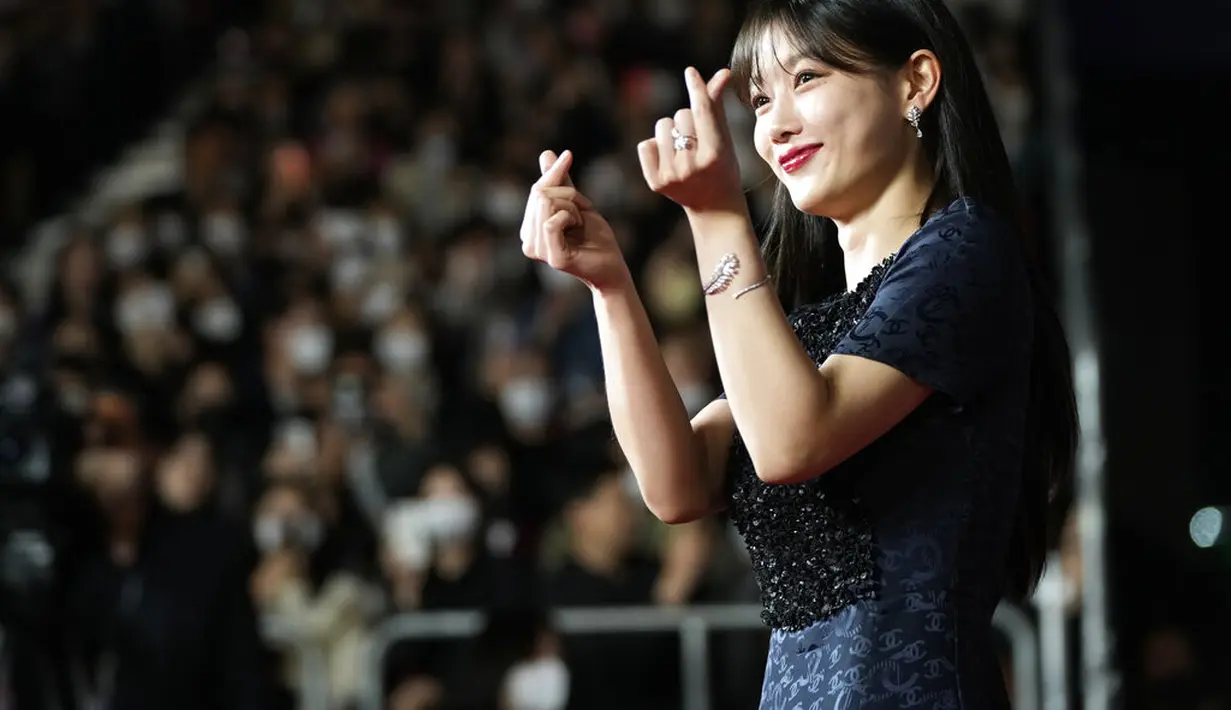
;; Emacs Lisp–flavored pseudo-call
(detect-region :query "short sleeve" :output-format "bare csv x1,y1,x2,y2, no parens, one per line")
830,205,1032,404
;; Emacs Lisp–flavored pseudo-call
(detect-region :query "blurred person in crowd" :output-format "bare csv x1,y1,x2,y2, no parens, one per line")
67,390,269,710
1,278,91,710
381,460,532,708
111,273,194,446
527,262,605,425
488,344,561,448
519,0,1077,707
545,458,679,710
433,219,503,331
155,430,219,514
250,478,378,710
438,607,569,710
175,361,267,514
41,232,109,339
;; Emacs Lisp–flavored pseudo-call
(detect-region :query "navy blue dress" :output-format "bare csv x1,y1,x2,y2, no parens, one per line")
723,199,1033,710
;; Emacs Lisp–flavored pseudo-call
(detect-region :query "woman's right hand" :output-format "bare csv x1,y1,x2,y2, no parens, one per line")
521,149,631,293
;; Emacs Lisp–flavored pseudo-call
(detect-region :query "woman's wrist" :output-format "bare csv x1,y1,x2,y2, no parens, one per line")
684,203,755,238
588,265,636,301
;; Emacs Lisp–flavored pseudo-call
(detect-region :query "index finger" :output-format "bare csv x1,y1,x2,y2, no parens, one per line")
536,149,574,188
685,67,731,141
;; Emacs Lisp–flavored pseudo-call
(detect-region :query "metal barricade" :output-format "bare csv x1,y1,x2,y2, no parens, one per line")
359,602,1040,710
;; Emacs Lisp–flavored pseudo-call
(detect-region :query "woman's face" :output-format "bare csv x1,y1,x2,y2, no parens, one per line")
750,30,915,219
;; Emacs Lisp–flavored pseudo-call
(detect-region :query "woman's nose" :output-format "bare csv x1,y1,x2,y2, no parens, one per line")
767,97,803,143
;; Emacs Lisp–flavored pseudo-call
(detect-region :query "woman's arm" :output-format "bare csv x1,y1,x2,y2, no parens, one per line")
594,283,735,523
636,69,933,486
687,209,931,485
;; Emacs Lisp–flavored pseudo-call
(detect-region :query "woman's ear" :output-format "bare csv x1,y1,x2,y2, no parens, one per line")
902,49,942,111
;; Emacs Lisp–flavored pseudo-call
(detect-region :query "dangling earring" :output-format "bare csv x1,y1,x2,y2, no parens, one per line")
906,106,923,138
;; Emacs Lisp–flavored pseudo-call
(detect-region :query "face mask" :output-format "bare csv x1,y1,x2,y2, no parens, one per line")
276,418,317,458
498,378,554,430
317,210,366,251
678,383,713,417
0,308,14,340
114,285,174,334
384,501,433,569
331,255,371,295
360,282,401,326
254,515,323,553
254,516,284,552
106,224,148,269
375,329,430,373
202,213,245,256
422,496,480,543
484,182,525,227
288,324,333,374
504,656,570,710
194,299,242,342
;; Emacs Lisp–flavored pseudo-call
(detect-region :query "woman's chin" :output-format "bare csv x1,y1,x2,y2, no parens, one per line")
788,186,832,217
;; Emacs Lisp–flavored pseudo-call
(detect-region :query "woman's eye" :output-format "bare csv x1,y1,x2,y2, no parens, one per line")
751,95,769,109
795,71,819,86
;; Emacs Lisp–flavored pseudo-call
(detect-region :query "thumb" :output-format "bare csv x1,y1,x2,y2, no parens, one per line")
539,150,575,187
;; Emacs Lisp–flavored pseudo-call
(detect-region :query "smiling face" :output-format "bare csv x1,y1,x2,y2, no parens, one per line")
748,29,922,220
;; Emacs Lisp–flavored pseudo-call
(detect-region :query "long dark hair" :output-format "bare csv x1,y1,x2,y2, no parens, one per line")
729,0,1078,601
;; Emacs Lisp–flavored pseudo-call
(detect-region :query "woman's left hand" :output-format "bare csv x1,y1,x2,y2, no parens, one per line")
638,67,746,216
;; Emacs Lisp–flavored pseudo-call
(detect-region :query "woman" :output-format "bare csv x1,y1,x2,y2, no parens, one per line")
520,0,1077,707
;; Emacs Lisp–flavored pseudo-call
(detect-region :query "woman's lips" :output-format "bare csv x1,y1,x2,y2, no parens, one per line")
778,144,822,174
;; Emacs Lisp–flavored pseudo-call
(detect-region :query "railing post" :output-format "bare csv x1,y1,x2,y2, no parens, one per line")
993,603,1040,710
320,602,1039,710
679,617,711,710
1036,552,1070,710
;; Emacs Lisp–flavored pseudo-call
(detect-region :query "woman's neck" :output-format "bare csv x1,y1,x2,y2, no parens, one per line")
831,159,935,291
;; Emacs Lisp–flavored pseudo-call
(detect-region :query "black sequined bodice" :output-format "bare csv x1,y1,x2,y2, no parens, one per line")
724,257,895,631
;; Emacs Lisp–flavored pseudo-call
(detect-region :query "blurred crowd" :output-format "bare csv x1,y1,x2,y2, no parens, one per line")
0,1,1086,709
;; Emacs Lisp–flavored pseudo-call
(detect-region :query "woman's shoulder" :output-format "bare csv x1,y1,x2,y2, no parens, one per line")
898,198,1018,262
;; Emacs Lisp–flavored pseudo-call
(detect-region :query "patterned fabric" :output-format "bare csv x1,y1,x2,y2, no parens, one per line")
724,199,1033,709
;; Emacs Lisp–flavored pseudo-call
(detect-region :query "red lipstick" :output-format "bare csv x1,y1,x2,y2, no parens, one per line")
778,144,822,174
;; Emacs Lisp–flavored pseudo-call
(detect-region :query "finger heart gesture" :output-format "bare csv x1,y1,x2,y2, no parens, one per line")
638,67,744,215
519,149,629,293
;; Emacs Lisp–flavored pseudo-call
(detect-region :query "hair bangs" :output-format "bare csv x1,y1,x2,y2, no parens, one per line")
730,0,881,105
